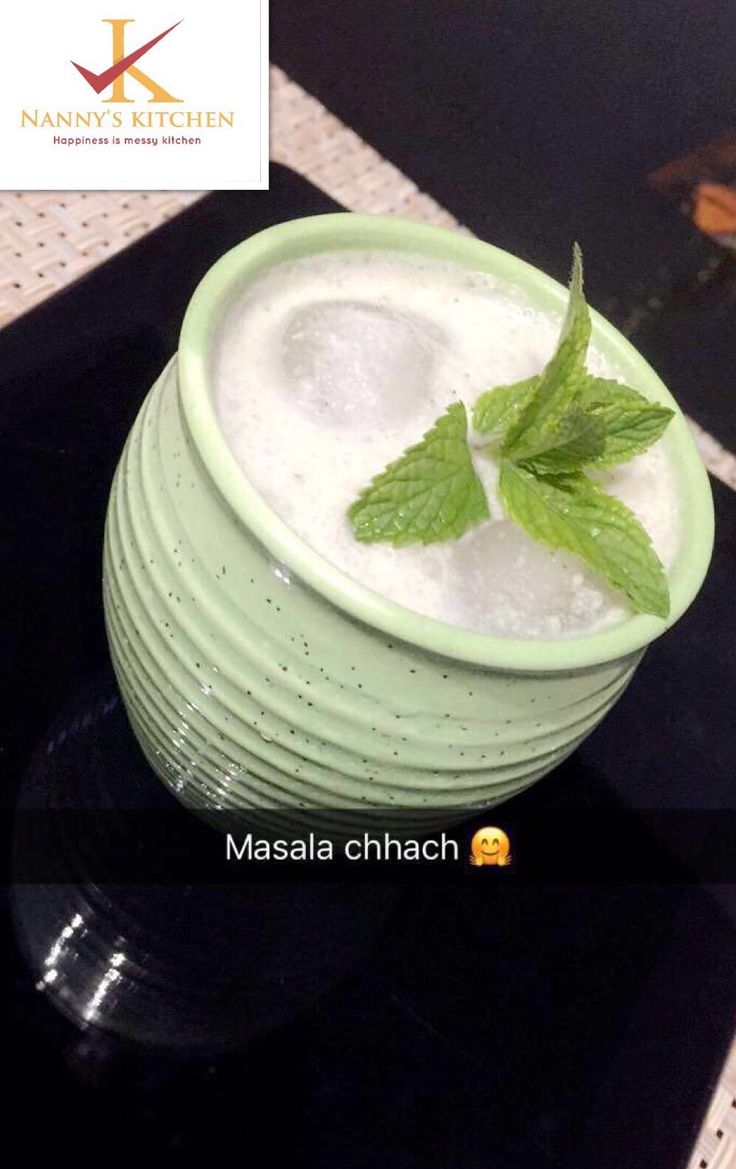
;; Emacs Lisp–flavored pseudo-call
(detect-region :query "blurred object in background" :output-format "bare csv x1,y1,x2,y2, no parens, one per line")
650,132,736,250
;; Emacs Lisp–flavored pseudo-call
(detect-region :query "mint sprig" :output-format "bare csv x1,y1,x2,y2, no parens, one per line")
347,246,675,619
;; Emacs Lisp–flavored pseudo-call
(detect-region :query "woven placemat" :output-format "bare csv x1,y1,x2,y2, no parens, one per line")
693,1041,736,1169
0,191,201,323
1,62,734,1169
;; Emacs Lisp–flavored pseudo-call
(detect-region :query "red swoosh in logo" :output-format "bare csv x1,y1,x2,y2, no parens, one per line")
71,21,182,95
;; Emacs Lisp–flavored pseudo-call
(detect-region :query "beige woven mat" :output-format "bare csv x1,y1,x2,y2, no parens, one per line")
1,62,735,1168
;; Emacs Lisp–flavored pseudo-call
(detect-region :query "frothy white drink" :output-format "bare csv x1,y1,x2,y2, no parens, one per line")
213,250,679,638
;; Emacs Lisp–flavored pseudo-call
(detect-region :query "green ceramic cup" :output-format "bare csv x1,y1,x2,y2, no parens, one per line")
103,213,714,828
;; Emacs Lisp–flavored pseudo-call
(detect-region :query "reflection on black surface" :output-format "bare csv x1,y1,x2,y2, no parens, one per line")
6,676,736,1167
12,675,396,1051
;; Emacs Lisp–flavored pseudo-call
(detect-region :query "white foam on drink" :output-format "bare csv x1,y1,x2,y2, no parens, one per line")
212,250,679,638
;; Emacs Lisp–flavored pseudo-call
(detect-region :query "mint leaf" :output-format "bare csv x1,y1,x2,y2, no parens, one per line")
577,377,675,468
503,243,591,459
498,462,670,617
521,409,606,473
578,376,647,411
472,376,539,439
348,402,490,546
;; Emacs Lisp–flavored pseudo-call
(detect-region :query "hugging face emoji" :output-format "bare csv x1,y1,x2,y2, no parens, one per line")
469,827,511,867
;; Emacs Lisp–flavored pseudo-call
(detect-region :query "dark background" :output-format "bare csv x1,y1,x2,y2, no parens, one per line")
2,2,736,1166
273,0,736,448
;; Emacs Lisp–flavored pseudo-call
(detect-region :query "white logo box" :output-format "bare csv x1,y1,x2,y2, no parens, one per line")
1,0,268,190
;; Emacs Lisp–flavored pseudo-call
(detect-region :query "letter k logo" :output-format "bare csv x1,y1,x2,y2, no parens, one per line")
71,19,182,103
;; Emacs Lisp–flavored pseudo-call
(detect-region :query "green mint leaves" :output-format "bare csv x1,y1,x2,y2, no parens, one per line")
498,464,670,618
347,401,490,545
347,246,675,619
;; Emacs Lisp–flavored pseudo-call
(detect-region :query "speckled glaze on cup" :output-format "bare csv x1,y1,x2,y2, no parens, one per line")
103,214,714,826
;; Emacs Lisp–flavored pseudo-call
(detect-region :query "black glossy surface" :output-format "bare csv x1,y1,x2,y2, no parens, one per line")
1,168,736,1168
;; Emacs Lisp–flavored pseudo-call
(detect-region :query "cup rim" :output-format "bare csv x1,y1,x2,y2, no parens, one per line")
178,212,714,673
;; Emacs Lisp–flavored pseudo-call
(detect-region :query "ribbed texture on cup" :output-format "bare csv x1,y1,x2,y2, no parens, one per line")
103,359,641,826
